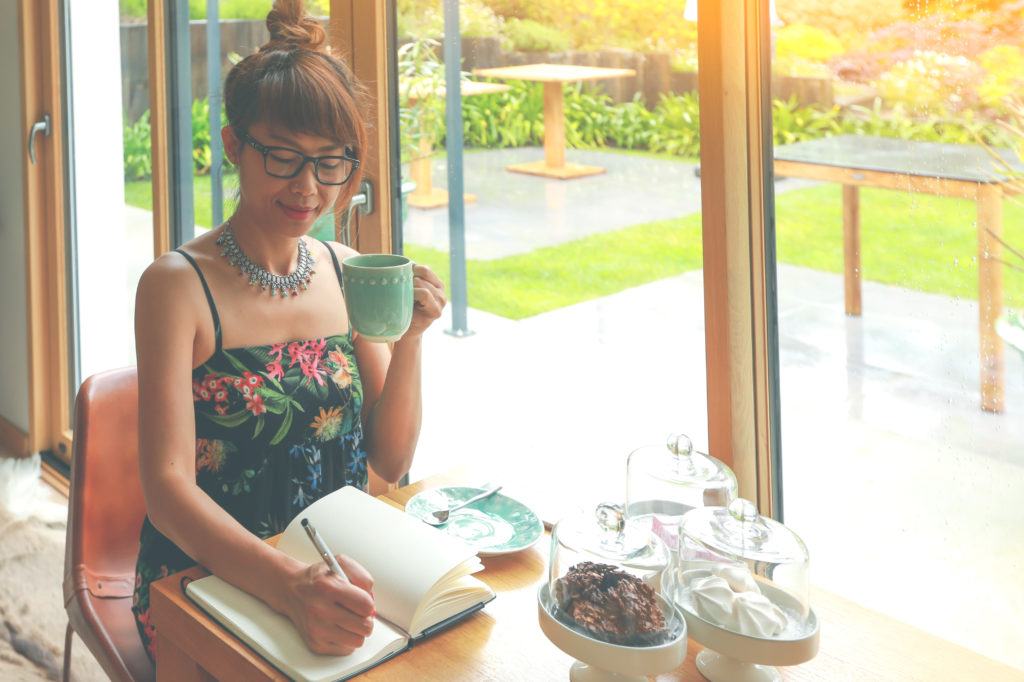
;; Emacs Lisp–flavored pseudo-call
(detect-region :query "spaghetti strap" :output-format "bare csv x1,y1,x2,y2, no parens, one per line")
319,239,345,295
175,249,223,352
319,240,352,341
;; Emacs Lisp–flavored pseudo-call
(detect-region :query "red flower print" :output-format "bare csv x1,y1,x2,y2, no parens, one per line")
137,608,157,658
205,376,219,391
232,377,244,390
241,384,252,397
243,370,264,388
215,404,228,416
266,361,284,381
214,390,228,402
199,388,211,401
245,393,266,415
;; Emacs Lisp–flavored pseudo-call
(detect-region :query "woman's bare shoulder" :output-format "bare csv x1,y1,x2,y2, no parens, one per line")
318,239,359,262
135,248,211,330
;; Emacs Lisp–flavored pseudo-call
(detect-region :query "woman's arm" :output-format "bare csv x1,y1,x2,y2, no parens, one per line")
135,254,374,655
337,245,447,483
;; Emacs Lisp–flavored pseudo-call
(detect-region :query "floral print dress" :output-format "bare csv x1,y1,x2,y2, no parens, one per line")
132,246,367,660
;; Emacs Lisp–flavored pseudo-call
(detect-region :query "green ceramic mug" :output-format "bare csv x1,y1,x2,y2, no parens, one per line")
341,254,415,343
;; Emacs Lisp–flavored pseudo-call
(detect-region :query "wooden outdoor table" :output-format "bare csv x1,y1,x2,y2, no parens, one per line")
404,80,510,209
774,135,1024,414
471,63,637,179
150,472,1023,681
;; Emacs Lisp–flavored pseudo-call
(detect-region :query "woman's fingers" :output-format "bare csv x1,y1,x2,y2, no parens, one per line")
335,554,374,600
411,265,447,314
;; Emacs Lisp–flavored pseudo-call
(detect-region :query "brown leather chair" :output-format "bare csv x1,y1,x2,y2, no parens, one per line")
63,366,155,681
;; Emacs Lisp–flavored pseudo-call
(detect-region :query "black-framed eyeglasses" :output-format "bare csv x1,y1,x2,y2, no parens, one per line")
239,130,360,186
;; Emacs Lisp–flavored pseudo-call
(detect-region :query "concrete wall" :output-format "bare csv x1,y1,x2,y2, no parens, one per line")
121,19,277,123
0,0,30,435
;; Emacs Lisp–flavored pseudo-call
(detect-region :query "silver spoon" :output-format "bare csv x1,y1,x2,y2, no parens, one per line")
424,485,503,526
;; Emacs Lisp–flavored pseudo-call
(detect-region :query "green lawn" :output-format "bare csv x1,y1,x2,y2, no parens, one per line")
410,187,1024,319
125,173,238,230
125,175,1024,320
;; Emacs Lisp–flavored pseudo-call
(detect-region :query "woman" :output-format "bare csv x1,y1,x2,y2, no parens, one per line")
131,0,446,660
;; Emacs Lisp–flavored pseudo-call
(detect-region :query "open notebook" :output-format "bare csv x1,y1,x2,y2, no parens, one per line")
185,486,496,682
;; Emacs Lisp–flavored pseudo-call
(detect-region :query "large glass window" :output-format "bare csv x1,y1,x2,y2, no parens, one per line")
395,1,709,520
772,0,1024,670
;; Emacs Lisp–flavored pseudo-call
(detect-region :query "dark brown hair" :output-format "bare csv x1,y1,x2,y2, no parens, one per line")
224,0,367,207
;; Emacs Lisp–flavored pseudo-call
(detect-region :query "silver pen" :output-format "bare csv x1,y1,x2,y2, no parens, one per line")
301,518,349,582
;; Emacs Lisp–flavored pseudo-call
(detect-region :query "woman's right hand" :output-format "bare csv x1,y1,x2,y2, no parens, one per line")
281,554,376,655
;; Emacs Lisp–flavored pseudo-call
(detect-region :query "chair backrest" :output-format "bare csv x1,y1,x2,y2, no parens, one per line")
63,366,154,681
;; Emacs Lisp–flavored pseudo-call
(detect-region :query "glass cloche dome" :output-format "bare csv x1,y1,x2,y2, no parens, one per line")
663,498,820,682
537,503,687,682
625,433,738,551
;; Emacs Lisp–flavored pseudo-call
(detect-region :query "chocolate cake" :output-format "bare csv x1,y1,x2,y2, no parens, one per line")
552,561,668,645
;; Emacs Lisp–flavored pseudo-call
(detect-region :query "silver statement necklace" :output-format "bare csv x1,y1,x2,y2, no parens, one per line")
216,220,316,297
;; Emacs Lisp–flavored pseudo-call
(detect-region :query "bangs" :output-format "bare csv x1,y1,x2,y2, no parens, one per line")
238,51,363,150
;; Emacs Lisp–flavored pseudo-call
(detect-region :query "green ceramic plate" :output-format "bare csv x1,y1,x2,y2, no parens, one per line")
405,487,544,557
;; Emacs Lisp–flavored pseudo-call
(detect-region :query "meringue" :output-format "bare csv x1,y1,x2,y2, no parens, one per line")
712,564,761,594
690,575,737,629
733,590,788,637
688,565,790,637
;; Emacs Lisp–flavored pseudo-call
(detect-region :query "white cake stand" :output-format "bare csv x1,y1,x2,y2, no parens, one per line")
663,572,820,682
537,584,687,682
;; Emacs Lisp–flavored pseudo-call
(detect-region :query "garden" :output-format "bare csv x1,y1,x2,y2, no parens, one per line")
120,0,1024,319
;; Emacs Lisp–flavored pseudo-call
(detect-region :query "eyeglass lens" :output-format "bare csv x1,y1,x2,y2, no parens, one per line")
264,149,354,185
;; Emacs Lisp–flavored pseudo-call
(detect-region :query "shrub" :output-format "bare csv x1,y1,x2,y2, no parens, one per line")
977,45,1024,112
502,18,570,52
774,0,906,37
397,0,504,39
774,24,845,63
123,111,152,181
875,50,984,116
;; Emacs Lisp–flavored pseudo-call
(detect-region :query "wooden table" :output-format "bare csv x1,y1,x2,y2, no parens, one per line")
471,63,637,179
774,135,1024,413
151,472,1023,681
404,80,510,209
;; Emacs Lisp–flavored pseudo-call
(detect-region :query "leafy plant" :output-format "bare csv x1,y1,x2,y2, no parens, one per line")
397,38,454,164
123,111,152,181
647,92,701,158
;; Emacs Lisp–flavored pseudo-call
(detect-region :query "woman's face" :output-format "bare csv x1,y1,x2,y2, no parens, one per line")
223,119,347,238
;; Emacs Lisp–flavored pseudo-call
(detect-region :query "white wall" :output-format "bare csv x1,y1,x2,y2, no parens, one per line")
69,0,132,380
0,0,31,434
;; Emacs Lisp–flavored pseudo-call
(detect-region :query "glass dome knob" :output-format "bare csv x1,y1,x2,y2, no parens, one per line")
667,433,694,457
728,497,759,524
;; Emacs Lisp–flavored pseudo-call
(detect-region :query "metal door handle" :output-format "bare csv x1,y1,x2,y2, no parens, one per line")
340,179,374,245
28,114,52,164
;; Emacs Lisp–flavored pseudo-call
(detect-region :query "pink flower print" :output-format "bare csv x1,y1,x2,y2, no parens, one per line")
269,342,286,361
135,573,142,589
301,358,327,386
266,361,284,381
245,393,266,415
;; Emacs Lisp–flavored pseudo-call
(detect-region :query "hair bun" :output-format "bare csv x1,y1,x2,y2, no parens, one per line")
264,0,326,52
